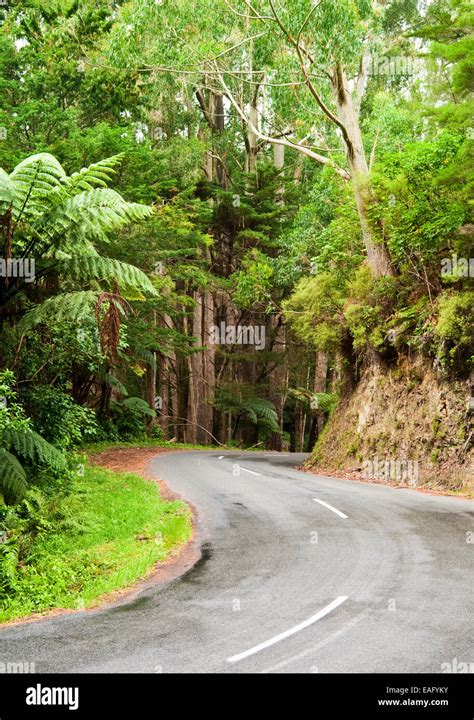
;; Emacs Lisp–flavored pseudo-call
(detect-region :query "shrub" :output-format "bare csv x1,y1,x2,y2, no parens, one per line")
0,372,68,504
22,386,102,450
108,397,156,440
434,291,474,374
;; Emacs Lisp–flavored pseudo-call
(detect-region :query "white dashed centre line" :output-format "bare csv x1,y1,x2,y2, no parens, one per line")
240,466,262,476
313,498,348,519
227,596,349,664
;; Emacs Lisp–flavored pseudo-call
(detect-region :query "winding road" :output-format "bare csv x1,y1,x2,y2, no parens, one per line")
0,450,473,673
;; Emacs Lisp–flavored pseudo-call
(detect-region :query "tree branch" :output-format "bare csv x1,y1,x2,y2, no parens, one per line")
267,0,352,145
215,67,350,180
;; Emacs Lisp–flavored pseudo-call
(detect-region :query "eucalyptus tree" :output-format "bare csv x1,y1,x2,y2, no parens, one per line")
102,0,419,277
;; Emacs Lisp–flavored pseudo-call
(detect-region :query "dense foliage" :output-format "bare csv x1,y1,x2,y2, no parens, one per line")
0,1,472,521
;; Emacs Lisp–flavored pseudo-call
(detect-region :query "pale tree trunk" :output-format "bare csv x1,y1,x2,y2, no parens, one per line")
332,64,394,278
226,300,240,443
314,351,329,437
157,352,170,437
300,411,307,452
159,313,175,438
186,291,216,445
244,23,259,175
293,155,304,184
187,292,204,444
201,290,215,442
168,348,179,439
174,309,188,442
146,361,157,418
273,143,285,170
273,143,285,202
267,315,287,451
267,143,287,450
246,102,259,173
145,311,158,435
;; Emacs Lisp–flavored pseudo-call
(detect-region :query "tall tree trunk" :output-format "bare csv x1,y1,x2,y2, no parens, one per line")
267,315,287,450
246,102,259,173
187,292,204,444
157,352,170,437
201,290,215,442
332,64,394,278
267,143,287,450
145,310,157,434
314,351,329,439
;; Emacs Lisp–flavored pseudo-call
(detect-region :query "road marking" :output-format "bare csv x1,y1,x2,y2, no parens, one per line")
240,466,262,476
259,610,368,673
218,456,224,459
226,595,349,664
313,498,348,519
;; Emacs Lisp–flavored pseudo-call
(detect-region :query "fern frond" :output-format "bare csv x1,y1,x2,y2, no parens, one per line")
67,188,153,226
55,256,158,297
43,188,154,246
120,397,155,417
103,374,129,396
19,291,98,328
2,428,67,470
60,155,124,194
9,153,66,220
0,448,28,500
131,346,157,370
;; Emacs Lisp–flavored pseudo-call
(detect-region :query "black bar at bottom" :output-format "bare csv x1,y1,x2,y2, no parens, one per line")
1,673,472,718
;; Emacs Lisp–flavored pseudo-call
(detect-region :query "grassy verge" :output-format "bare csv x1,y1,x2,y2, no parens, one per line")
81,439,269,455
0,465,192,624
81,439,225,454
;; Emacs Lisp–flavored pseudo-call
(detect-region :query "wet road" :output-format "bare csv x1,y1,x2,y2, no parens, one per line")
0,451,472,673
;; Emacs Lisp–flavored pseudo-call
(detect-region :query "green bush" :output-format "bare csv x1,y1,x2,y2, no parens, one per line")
434,291,474,374
108,397,156,440
0,371,69,504
22,387,102,450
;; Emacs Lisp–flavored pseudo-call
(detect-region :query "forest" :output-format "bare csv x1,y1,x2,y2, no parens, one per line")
0,0,472,619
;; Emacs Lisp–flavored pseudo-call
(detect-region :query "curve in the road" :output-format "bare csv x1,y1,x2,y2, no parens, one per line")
0,450,472,674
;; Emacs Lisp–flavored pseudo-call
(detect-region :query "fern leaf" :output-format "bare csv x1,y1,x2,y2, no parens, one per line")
19,291,98,329
2,428,67,471
60,155,125,194
0,449,28,500
9,153,66,221
44,188,154,246
104,374,129,396
121,397,156,417
55,256,158,297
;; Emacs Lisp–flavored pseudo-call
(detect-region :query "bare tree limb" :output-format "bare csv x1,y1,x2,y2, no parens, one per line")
215,66,350,180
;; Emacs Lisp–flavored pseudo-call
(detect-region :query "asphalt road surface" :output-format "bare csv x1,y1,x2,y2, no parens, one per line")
0,450,473,673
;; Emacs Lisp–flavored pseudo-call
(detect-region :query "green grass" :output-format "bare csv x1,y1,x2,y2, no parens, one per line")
81,439,269,455
81,439,225,454
0,466,192,623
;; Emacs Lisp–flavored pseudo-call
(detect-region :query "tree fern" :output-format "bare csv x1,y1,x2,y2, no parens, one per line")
54,256,158,297
60,155,125,193
0,449,28,500
2,428,67,471
213,391,279,432
0,152,157,331
122,397,156,417
19,291,99,328
9,153,66,221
